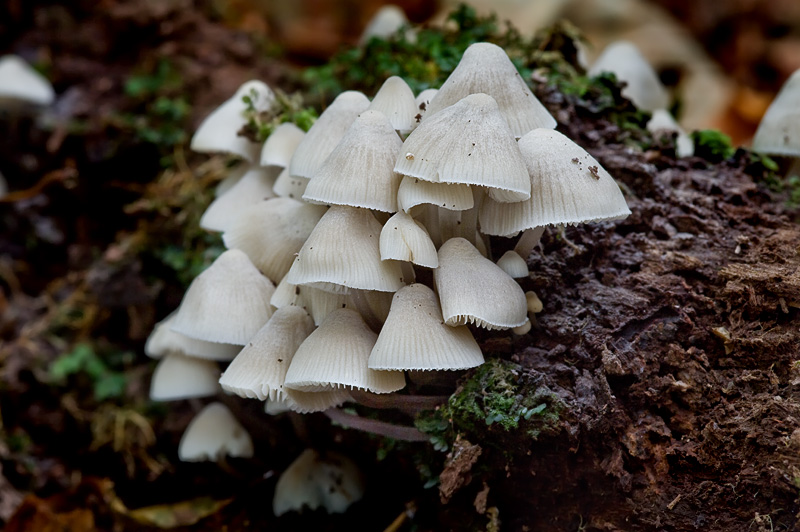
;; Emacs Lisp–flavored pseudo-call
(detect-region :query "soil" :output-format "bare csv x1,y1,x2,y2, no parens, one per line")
2,2,800,532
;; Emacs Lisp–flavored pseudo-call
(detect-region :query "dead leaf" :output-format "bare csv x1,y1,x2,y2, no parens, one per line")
5,495,94,532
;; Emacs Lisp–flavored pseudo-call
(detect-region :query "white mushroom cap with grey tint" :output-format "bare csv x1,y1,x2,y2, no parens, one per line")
170,249,275,345
284,308,405,393
424,42,556,137
178,402,253,462
379,211,438,268
303,110,403,212
369,284,483,371
222,198,327,283
260,122,306,168
286,206,406,294
752,68,800,157
273,449,365,515
496,250,529,279
588,41,669,112
479,129,631,236
190,80,274,162
434,237,528,330
149,352,220,401
367,76,418,133
0,55,55,106
145,312,241,361
395,93,531,203
199,165,279,233
647,109,694,158
289,91,370,179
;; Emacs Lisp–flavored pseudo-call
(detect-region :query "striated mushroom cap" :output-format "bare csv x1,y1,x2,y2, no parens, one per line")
434,237,527,330
752,68,800,157
369,284,484,371
178,402,253,462
479,129,630,236
588,41,669,112
170,249,275,345
424,42,556,137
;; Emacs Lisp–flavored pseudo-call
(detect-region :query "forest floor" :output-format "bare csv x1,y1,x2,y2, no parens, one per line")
1,2,799,531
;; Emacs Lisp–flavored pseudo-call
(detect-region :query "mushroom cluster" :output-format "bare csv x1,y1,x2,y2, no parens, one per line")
146,41,630,502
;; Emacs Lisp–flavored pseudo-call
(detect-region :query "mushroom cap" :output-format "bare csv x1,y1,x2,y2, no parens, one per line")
479,128,631,236
303,110,403,212
289,91,370,179
222,198,327,283
271,273,351,325
190,80,273,162
424,42,556,137
272,167,309,200
149,352,220,401
145,312,241,361
218,306,316,401
359,4,410,45
496,250,529,279
367,76,418,133
379,211,438,268
170,249,275,345
286,206,407,294
284,308,406,393
588,41,669,112
369,284,484,371
273,449,365,515
397,175,474,213
394,93,531,202
646,109,694,158
434,237,528,330
0,55,55,106
178,402,253,462
260,122,305,168
752,68,800,157
200,165,279,233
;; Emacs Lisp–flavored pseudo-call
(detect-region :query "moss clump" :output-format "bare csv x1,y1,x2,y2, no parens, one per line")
240,88,318,143
416,359,563,452
691,129,736,162
302,4,536,102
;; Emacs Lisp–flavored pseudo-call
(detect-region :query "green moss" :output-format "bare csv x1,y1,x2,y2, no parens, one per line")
241,88,318,143
415,359,563,452
302,4,536,102
691,129,735,162
50,343,131,401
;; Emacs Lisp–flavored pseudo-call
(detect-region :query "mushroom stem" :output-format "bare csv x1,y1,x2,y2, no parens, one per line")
323,408,429,441
558,224,585,254
349,390,449,413
514,226,545,259
348,288,384,332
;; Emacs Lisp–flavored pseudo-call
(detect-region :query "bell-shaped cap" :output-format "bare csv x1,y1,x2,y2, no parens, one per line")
397,175,474,213
368,76,418,133
434,238,527,330
286,206,407,294
178,402,253,461
647,109,694,158
588,41,669,112
424,42,556,137
223,198,327,283
219,306,315,401
752,68,800,157
394,93,531,202
272,167,309,200
260,122,305,168
150,352,220,401
496,250,528,279
289,91,370,178
191,80,273,161
369,284,483,371
146,312,241,361
480,129,631,236
170,249,275,345
284,308,405,393
303,110,403,212
379,211,438,268
273,449,365,515
271,273,351,326
200,165,279,233
359,4,411,45
0,55,55,106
